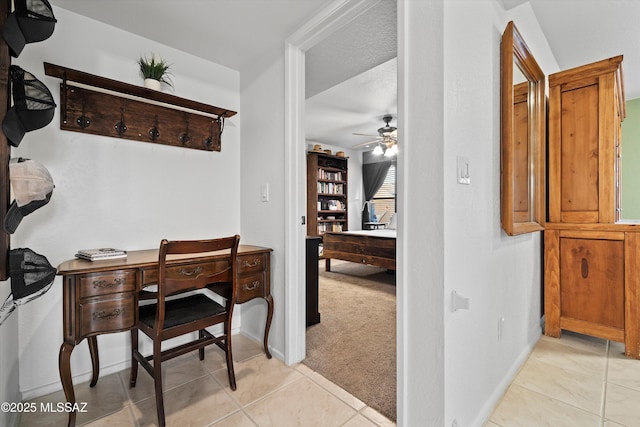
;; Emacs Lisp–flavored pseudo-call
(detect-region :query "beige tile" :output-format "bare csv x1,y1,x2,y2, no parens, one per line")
211,354,303,406
80,406,136,426
513,357,604,416
130,375,239,427
359,407,396,426
604,421,627,427
244,377,356,427
343,414,379,427
541,331,608,355
604,383,640,426
200,334,265,374
123,351,210,403
483,422,502,427
489,384,601,427
232,334,268,362
530,336,607,378
305,370,367,411
607,350,640,393
20,373,129,427
210,410,258,427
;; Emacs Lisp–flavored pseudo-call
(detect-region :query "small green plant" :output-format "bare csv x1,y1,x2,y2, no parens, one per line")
138,54,173,88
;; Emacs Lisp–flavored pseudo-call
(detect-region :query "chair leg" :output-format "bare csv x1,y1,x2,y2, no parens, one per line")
129,328,139,388
153,340,166,427
198,329,205,361
224,319,236,390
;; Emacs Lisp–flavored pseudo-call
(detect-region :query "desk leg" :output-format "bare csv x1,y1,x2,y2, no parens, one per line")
88,336,99,387
59,342,77,427
264,295,273,359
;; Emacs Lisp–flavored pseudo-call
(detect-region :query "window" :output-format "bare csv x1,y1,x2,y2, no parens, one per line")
372,164,396,221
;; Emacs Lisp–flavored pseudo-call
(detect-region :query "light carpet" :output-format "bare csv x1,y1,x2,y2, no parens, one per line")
304,260,396,421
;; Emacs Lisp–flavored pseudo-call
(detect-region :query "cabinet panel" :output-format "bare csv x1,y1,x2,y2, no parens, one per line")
548,55,624,224
560,84,599,219
560,237,624,330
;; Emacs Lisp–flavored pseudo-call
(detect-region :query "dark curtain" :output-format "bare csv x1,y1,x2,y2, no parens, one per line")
362,161,392,227
363,161,392,200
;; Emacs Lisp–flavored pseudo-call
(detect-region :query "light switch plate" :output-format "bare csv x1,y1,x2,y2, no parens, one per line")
457,156,470,185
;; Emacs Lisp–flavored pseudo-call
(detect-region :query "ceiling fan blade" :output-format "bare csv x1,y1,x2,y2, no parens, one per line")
352,139,381,148
352,132,379,137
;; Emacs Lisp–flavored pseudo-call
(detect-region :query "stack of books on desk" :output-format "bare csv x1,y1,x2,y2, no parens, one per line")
75,248,127,261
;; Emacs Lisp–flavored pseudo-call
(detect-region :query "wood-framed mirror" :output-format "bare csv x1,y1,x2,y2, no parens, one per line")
501,21,545,236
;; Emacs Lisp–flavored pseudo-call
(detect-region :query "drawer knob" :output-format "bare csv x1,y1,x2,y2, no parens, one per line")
581,258,589,278
92,308,124,321
242,258,262,268
242,281,260,291
93,278,125,289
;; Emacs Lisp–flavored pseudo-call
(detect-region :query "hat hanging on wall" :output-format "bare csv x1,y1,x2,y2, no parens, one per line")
4,157,54,234
2,65,56,146
2,0,57,57
0,248,56,326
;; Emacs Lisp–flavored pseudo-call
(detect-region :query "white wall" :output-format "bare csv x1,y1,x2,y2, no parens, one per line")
442,1,559,426
0,7,240,404
237,57,286,357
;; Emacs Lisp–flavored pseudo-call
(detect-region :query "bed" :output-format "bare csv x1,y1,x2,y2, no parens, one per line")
322,229,396,271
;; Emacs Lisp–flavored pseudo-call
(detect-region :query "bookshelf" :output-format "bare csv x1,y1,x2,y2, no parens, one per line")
307,151,348,236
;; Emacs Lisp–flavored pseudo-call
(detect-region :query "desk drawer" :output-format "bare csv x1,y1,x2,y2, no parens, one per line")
142,259,230,285
79,294,135,336
79,270,136,298
237,271,266,303
237,253,267,274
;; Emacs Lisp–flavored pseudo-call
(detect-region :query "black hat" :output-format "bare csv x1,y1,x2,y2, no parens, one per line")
0,248,55,326
2,0,57,57
4,158,55,234
2,65,56,147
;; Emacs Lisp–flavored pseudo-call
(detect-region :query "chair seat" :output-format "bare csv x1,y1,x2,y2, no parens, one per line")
139,294,226,329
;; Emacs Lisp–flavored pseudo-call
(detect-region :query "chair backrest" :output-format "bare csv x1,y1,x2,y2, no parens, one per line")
157,235,240,300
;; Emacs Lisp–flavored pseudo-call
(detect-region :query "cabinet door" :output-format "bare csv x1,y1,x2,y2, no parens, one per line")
560,236,624,332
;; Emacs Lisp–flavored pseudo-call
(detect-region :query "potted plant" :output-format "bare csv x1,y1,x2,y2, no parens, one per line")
138,54,173,90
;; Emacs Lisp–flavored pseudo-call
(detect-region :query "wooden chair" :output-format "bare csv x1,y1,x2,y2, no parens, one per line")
129,235,240,427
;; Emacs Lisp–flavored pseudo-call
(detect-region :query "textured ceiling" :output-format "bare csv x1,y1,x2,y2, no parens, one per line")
305,0,397,99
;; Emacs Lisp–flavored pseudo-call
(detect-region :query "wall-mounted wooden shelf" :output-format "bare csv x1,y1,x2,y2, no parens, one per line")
43,62,237,152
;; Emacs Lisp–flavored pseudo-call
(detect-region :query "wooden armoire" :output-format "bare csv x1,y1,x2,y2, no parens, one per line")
543,55,640,358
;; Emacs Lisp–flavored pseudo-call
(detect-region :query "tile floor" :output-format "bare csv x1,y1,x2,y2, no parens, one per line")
19,330,640,426
486,331,640,427
18,334,396,427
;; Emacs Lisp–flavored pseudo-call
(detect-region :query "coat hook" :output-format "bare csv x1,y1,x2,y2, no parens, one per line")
178,113,191,145
114,107,127,136
76,99,90,129
149,114,160,141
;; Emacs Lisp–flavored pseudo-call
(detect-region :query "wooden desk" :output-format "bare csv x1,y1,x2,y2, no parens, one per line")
57,245,273,427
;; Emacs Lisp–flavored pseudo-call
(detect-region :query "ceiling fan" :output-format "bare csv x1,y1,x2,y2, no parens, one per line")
352,114,398,156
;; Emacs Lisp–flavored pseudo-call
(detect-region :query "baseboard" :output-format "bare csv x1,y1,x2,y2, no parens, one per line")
470,327,542,427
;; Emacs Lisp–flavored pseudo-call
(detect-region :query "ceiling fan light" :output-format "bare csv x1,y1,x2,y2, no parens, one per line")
372,144,384,155
384,145,398,157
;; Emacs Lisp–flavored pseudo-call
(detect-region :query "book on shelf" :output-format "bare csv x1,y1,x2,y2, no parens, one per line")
75,248,127,261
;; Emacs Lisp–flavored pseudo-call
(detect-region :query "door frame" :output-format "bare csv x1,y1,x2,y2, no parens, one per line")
283,0,383,365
